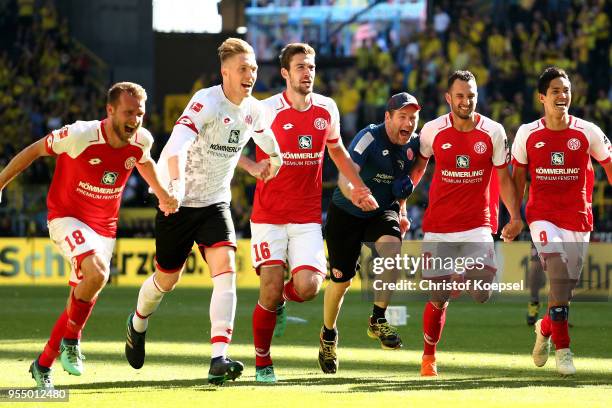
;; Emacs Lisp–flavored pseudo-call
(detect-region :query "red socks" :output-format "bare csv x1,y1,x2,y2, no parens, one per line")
282,279,304,303
65,293,97,340
253,303,276,367
543,306,570,350
38,309,69,368
423,301,447,356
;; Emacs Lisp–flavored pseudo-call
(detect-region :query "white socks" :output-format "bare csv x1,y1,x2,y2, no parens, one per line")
133,273,167,333
210,272,237,358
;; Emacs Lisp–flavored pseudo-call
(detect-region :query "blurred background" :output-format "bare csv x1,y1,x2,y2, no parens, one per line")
0,0,610,243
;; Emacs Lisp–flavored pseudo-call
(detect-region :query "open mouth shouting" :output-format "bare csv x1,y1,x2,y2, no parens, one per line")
124,123,138,135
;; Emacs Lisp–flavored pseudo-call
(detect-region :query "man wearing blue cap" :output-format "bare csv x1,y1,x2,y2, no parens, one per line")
318,92,424,374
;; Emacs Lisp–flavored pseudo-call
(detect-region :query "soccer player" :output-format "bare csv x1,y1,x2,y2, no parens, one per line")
318,92,423,374
415,70,523,377
512,67,612,375
237,43,375,383
124,38,283,385
0,82,178,389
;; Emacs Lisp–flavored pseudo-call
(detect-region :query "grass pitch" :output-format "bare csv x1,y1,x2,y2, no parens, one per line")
0,285,611,407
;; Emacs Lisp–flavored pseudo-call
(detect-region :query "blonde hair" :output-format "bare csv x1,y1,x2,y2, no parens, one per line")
107,82,147,106
218,38,255,64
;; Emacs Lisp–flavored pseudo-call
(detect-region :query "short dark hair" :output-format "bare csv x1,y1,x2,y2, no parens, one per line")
447,70,476,90
279,43,315,70
537,67,569,95
107,82,147,106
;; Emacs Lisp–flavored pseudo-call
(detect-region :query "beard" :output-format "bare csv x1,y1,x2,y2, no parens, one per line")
291,81,312,96
453,106,473,120
111,118,133,143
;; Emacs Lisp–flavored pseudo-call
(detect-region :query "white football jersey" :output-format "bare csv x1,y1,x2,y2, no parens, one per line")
158,85,268,207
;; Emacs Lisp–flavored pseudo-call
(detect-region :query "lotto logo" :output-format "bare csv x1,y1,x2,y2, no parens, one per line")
551,152,564,166
567,138,580,151
189,102,203,113
223,116,233,125
283,123,293,130
89,158,102,165
474,141,487,154
441,143,452,150
535,142,546,148
313,117,328,130
298,135,312,149
456,155,470,168
101,171,119,186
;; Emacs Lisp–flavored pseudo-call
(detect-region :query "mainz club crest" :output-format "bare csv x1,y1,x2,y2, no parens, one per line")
406,148,414,160
314,117,328,130
125,157,136,169
567,138,581,151
474,141,487,154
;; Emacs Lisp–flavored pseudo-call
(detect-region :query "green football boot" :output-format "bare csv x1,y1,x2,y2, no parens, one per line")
60,339,85,376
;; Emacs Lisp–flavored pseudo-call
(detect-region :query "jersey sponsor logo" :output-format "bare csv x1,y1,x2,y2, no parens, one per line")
441,169,484,177
189,102,203,113
298,135,312,149
567,138,580,151
78,181,123,194
313,117,328,130
382,149,389,156
406,148,414,161
228,130,240,144
534,142,546,148
89,158,102,165
535,167,579,175
210,143,241,153
245,114,253,125
397,160,405,171
474,141,487,154
441,143,452,150
282,151,323,159
101,171,119,186
125,157,137,169
456,155,470,168
282,123,294,130
551,152,564,166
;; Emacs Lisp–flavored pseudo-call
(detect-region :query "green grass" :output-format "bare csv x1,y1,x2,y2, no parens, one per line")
0,285,611,407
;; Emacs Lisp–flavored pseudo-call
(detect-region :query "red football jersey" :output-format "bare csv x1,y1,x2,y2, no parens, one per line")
419,113,510,233
250,92,341,224
45,119,153,237
511,116,611,232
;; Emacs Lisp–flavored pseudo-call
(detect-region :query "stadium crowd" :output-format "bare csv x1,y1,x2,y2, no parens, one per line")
0,0,610,238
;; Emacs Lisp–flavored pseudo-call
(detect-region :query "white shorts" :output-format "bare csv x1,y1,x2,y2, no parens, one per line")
529,220,590,279
250,222,327,277
48,217,115,287
422,227,497,278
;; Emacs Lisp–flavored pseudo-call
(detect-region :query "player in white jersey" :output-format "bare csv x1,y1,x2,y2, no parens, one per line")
124,38,283,385
237,43,375,383
512,67,612,375
0,82,178,389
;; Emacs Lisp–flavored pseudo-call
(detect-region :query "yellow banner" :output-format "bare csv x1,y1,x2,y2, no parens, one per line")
0,238,610,295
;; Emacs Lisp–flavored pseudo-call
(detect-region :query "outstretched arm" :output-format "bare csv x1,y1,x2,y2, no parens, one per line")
135,158,178,215
0,138,50,201
327,143,377,210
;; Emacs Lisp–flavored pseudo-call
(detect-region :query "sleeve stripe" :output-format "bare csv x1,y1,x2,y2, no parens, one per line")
326,137,340,145
511,157,527,167
354,132,374,155
175,116,198,134
598,156,611,165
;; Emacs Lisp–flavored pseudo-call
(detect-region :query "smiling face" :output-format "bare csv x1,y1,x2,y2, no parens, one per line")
282,53,315,96
221,52,258,102
540,76,571,117
107,92,145,143
385,105,419,145
446,78,478,120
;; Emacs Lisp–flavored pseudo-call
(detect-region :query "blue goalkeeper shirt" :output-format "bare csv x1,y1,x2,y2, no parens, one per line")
332,123,420,218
